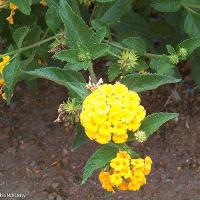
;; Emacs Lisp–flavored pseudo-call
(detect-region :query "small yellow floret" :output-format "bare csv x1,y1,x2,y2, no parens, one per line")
40,0,47,6
6,3,17,25
99,171,114,192
0,55,10,73
0,55,10,99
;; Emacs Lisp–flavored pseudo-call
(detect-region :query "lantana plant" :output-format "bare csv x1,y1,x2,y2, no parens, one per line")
1,0,200,195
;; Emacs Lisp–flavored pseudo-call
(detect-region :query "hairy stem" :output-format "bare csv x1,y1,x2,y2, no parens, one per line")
183,6,199,14
0,34,60,58
182,3,200,10
144,53,163,58
88,65,97,84
106,40,163,58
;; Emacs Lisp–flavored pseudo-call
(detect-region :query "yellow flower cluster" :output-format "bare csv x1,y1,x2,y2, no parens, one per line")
0,56,10,98
6,2,17,25
80,83,146,144
99,151,152,192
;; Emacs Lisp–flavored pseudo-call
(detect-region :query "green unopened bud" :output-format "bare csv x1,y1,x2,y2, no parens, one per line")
49,33,67,54
134,130,147,143
118,50,138,71
63,98,78,114
55,98,81,126
78,52,91,62
179,48,187,60
169,54,179,65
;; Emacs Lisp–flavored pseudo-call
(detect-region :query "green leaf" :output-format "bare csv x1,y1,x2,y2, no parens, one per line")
166,44,176,55
82,145,118,184
184,10,200,37
26,67,88,99
55,49,79,63
178,37,200,56
46,6,62,33
90,43,109,60
3,55,21,103
108,64,121,82
11,0,32,15
101,0,133,24
13,26,30,48
134,60,149,72
22,26,42,57
191,57,200,88
71,123,88,150
151,0,181,12
121,73,181,92
77,42,90,55
115,12,152,47
23,26,42,46
46,0,59,8
59,0,93,48
88,27,107,46
122,37,146,55
150,56,175,75
64,62,92,71
140,112,178,137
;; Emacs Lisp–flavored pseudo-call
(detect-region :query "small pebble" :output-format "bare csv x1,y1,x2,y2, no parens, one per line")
48,194,55,200
56,195,63,200
51,182,59,189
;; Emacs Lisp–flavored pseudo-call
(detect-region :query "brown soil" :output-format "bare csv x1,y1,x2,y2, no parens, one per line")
0,79,200,200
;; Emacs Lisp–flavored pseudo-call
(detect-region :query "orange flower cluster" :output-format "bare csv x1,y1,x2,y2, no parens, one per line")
99,151,152,192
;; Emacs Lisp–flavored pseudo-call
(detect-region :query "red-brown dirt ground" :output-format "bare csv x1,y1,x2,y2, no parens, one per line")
0,79,200,200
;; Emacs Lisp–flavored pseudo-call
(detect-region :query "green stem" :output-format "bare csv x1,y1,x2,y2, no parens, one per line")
41,28,50,40
108,50,119,58
144,53,163,58
88,65,97,84
0,35,59,58
182,3,200,10
184,6,199,14
71,0,81,16
106,41,127,50
105,40,163,58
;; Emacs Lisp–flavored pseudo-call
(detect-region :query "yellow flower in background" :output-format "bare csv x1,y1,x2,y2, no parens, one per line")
0,55,10,99
98,151,152,193
6,3,17,25
0,0,6,8
0,79,5,99
80,83,146,144
0,55,10,73
40,0,47,6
